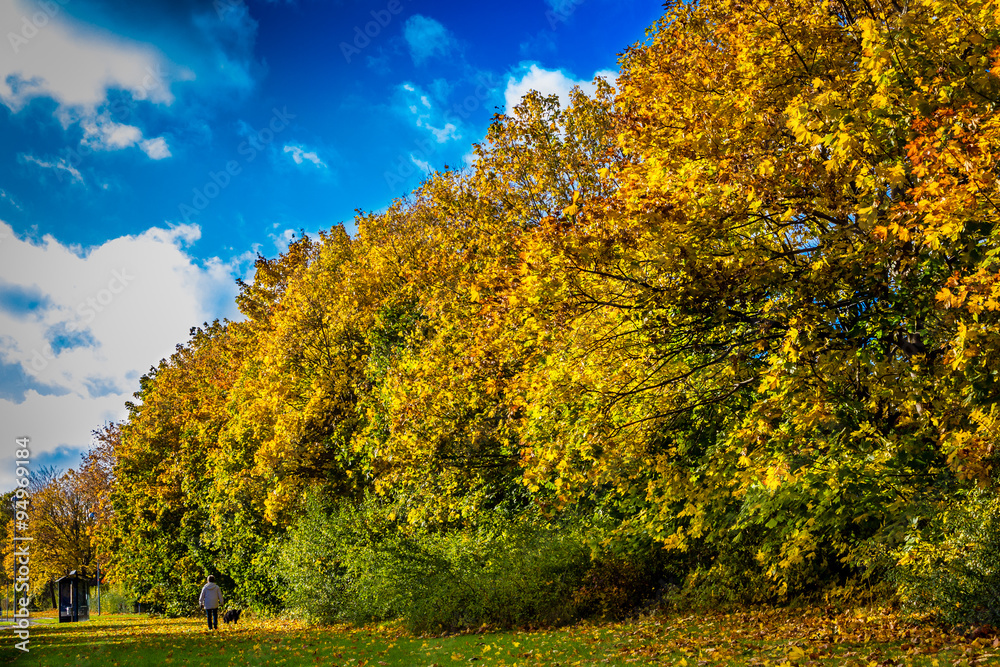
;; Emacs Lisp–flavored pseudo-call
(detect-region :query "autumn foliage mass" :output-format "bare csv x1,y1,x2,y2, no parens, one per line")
11,0,1000,630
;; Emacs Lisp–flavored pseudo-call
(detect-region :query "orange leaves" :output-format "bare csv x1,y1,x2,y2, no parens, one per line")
597,605,987,666
893,100,1000,254
936,270,1000,317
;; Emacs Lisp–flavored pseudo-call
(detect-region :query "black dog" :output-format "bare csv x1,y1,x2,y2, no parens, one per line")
222,609,242,625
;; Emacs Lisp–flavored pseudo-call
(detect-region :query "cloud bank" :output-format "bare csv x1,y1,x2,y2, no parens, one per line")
0,220,251,488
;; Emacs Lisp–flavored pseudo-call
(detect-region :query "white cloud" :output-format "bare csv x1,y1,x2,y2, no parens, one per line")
0,0,183,166
77,114,172,160
269,228,297,254
504,64,618,113
420,120,459,143
400,82,463,145
81,115,142,151
403,15,456,65
0,220,250,488
0,0,175,115
18,153,83,185
410,155,432,175
283,144,327,169
140,137,172,160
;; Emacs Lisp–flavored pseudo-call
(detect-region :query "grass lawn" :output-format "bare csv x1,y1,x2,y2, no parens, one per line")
0,606,992,666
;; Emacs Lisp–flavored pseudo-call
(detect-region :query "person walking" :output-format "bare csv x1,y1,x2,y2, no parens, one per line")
198,576,223,630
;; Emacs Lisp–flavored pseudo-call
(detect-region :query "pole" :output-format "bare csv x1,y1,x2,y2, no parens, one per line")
97,562,100,616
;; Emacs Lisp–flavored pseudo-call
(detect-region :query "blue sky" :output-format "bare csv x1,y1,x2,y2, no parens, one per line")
0,0,661,487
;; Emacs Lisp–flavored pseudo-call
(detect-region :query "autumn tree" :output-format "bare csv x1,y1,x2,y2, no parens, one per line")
1,462,105,608
505,0,1000,596
108,321,247,612
100,0,1000,618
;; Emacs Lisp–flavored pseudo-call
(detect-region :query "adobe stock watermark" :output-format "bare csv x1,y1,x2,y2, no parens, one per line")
546,0,585,29
8,0,71,55
12,436,32,653
384,73,500,191
25,268,135,376
340,0,405,64
178,106,295,223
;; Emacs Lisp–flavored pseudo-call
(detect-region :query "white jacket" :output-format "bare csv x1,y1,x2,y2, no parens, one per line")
199,583,223,610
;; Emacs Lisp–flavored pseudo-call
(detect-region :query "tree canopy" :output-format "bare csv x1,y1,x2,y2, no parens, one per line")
19,0,1000,620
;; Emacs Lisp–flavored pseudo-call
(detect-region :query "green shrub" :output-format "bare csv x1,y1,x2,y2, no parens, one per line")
92,584,134,614
161,584,200,618
277,493,409,624
228,537,284,615
892,489,1000,628
405,520,590,632
278,493,591,630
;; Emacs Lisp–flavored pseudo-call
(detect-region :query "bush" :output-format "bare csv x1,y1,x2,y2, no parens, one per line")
277,493,405,624
892,489,1000,628
151,582,200,618
93,584,134,614
573,554,662,619
405,520,590,632
278,493,591,631
229,537,285,615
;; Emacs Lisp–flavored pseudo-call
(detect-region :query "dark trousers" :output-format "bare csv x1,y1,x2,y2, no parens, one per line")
205,607,218,629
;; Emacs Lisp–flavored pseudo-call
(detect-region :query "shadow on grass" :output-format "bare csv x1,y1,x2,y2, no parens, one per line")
0,613,634,667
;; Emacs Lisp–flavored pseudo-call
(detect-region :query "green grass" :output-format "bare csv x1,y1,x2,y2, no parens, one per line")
0,607,991,666
0,613,630,666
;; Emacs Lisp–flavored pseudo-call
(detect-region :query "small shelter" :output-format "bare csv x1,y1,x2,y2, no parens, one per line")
56,571,89,623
